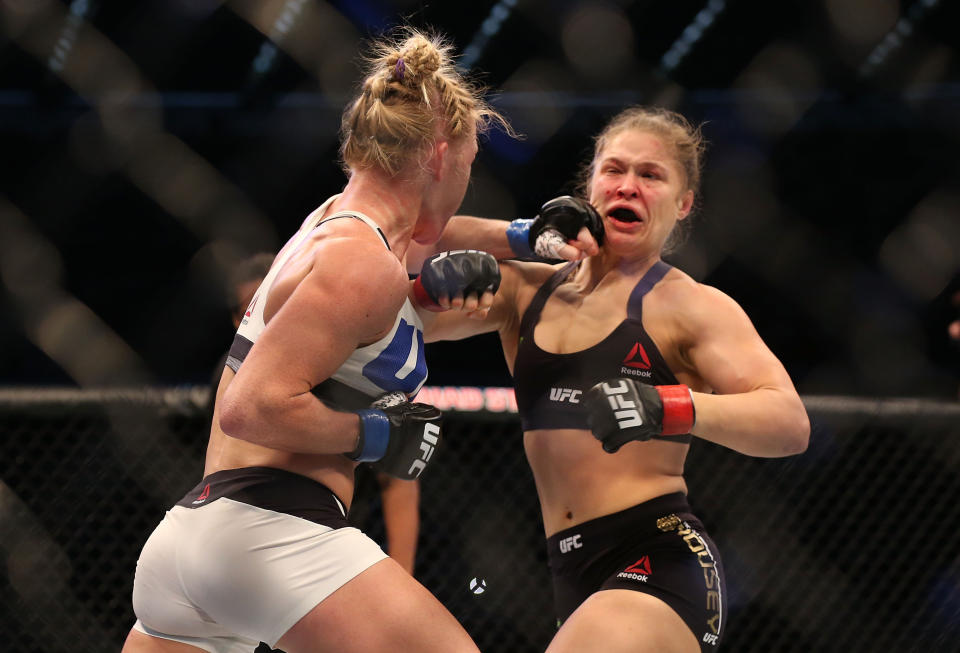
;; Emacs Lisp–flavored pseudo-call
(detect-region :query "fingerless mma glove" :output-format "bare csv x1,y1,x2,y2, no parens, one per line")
506,196,605,260
583,379,695,453
349,391,443,480
412,250,501,312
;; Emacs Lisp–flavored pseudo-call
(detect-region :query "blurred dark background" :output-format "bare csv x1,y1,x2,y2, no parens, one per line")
1,0,959,397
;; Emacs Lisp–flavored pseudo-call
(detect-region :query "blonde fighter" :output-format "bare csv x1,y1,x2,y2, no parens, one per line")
122,29,508,653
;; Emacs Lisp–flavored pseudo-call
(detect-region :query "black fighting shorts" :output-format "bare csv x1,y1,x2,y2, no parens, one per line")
546,492,726,651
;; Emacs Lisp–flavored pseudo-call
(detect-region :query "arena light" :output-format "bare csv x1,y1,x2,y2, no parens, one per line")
460,0,518,70
47,0,92,73
414,386,518,413
227,0,360,92
660,0,727,73
247,0,310,81
859,0,942,77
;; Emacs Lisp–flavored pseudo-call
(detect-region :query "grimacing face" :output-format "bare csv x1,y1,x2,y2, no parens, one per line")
588,128,693,255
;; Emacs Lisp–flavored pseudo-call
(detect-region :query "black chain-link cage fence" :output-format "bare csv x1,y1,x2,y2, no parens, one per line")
1,388,959,653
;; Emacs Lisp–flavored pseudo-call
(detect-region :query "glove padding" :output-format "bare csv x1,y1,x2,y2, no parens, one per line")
413,250,500,312
349,391,442,480
506,196,605,260
583,379,695,453
534,196,605,248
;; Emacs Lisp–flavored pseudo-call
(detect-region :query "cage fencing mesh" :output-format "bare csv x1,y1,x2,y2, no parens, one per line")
0,388,958,653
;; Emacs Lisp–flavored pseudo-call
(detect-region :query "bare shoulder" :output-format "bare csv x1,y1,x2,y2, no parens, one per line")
302,221,409,332
649,267,753,333
502,259,568,289
501,259,568,306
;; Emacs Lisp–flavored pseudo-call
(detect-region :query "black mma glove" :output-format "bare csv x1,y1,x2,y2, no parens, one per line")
347,391,442,480
583,379,695,453
506,196,605,260
412,250,500,312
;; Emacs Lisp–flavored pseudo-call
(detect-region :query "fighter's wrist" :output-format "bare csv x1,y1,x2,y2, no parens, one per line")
412,276,445,311
506,218,534,258
656,384,695,435
349,409,390,461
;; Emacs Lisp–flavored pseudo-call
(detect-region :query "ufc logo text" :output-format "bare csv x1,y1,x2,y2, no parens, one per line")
600,381,643,429
549,387,582,403
559,534,582,553
408,422,440,478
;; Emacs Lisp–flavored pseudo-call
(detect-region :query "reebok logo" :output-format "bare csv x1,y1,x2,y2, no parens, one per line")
622,342,651,369
245,294,259,318
621,342,653,377
192,484,210,505
549,387,582,403
616,555,652,582
625,556,651,574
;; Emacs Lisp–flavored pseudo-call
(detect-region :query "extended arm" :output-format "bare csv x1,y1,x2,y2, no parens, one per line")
406,197,602,271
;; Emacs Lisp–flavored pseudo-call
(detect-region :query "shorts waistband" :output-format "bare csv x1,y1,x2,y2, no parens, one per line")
547,492,695,547
176,467,350,528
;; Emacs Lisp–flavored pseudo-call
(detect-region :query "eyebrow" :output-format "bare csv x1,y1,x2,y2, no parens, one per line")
600,155,669,172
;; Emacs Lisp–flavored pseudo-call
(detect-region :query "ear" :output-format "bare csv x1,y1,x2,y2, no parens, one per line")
428,140,449,182
676,190,694,221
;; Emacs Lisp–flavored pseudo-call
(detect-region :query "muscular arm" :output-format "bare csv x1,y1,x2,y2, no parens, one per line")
219,237,408,454
406,211,598,272
676,284,810,457
416,259,525,343
406,216,514,272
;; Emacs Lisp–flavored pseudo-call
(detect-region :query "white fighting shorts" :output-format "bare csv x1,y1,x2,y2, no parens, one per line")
131,467,387,652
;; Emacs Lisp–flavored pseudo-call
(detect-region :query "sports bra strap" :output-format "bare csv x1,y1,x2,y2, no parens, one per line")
626,260,672,320
320,212,390,251
519,261,580,336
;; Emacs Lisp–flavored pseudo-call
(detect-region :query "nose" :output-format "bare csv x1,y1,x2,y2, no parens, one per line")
615,172,639,198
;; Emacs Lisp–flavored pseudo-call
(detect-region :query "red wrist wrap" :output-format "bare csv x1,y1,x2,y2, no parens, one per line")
412,277,445,312
657,385,695,435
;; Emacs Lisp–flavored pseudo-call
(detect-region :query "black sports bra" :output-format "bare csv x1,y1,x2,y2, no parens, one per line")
512,260,691,443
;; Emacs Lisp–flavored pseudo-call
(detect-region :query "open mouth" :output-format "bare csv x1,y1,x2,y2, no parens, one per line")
608,207,641,223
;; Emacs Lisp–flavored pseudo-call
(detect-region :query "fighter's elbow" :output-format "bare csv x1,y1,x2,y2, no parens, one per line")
781,412,811,456
218,394,253,441
219,387,272,442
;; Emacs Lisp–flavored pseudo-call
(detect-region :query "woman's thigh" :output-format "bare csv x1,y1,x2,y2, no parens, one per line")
277,557,480,653
547,590,700,653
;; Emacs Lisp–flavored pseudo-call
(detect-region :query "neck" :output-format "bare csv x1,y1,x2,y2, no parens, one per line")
331,169,424,260
584,248,661,283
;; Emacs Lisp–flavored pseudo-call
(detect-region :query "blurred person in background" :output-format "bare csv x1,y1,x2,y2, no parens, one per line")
214,252,422,577
122,28,508,653
417,106,810,653
226,254,276,337
208,252,276,400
